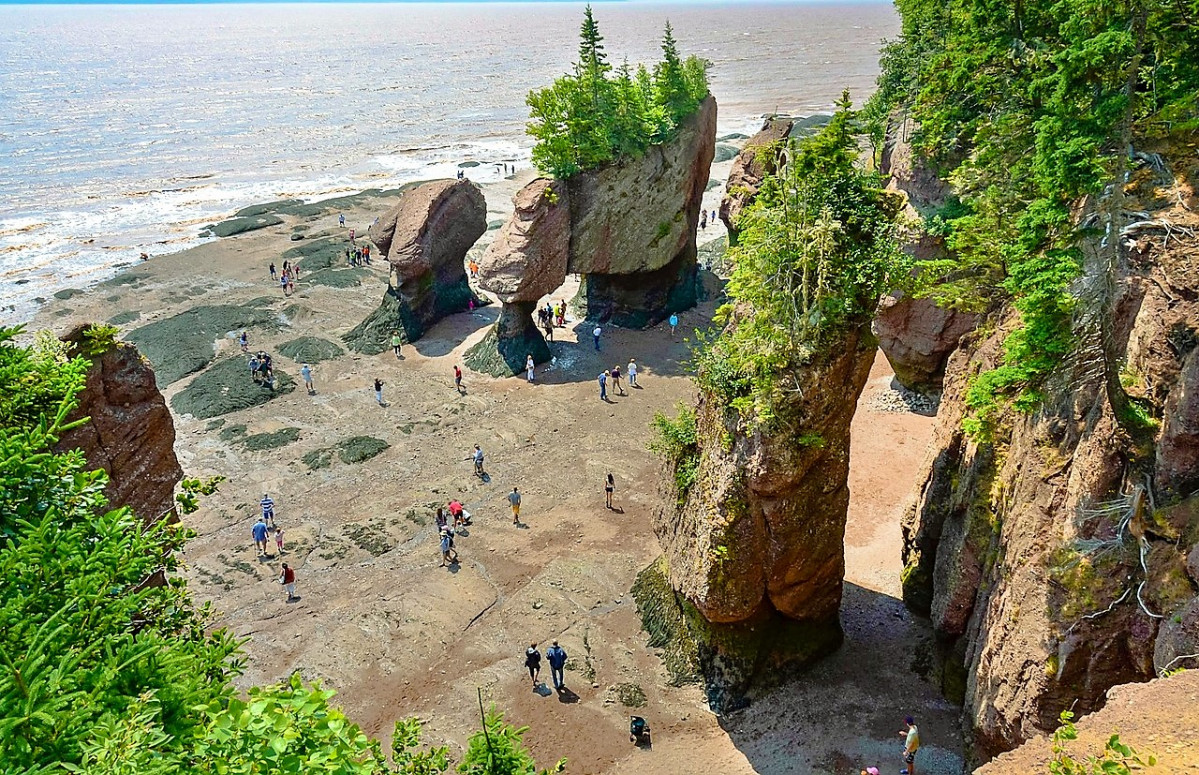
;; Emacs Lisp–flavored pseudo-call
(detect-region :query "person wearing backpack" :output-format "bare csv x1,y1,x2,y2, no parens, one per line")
524,643,542,688
545,640,568,690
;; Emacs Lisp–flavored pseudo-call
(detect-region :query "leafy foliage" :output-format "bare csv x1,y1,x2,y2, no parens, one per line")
1048,711,1156,774
649,403,700,501
458,706,566,775
0,326,559,774
694,94,906,426
526,6,710,178
866,0,1199,437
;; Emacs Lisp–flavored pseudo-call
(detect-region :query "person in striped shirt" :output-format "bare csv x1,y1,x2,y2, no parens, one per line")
260,494,275,527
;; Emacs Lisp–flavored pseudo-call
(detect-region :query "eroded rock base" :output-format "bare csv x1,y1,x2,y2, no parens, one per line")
463,301,550,377
633,557,842,713
573,249,699,328
344,279,480,354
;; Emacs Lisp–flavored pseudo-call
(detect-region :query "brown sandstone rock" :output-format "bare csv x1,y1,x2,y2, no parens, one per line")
718,118,792,243
56,327,182,522
1157,347,1199,498
873,289,979,392
567,95,717,327
652,323,875,707
346,179,486,350
478,179,569,304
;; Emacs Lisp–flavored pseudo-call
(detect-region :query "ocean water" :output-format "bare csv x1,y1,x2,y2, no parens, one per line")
0,1,898,322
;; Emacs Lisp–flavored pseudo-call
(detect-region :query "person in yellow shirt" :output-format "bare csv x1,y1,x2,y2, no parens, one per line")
899,716,920,775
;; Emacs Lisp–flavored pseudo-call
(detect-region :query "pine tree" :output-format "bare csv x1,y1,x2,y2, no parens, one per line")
577,4,609,82
653,21,694,123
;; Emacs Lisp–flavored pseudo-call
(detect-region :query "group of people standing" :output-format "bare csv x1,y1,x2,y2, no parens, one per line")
598,359,637,401
268,260,300,295
250,494,296,602
346,244,371,266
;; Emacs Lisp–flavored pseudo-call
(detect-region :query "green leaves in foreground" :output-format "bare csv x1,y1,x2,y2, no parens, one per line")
459,706,566,775
1049,710,1156,775
1,324,561,775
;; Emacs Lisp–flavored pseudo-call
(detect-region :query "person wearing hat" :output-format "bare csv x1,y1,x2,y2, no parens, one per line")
900,715,920,774
545,640,568,691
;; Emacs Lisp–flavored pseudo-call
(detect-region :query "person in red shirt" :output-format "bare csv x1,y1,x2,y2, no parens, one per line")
280,563,297,602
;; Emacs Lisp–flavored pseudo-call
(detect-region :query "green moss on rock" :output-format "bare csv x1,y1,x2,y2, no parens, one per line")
305,267,369,288
207,214,283,238
302,448,333,470
106,310,141,326
242,427,302,451
337,436,389,464
126,303,280,386
277,336,344,364
170,357,296,419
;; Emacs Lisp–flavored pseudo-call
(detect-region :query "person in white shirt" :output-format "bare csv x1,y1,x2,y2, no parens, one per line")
627,359,638,387
526,354,535,383
592,326,602,351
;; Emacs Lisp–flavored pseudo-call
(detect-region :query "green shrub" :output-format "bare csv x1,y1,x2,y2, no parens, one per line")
649,403,699,501
526,7,709,179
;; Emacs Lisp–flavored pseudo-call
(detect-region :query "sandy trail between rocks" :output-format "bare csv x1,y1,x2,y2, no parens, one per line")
33,168,965,775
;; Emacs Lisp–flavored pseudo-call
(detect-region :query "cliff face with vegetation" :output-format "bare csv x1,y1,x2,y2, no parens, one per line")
639,101,906,710
55,325,182,522
868,0,1199,758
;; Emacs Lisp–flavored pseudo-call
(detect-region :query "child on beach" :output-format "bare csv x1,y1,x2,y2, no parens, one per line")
275,527,285,555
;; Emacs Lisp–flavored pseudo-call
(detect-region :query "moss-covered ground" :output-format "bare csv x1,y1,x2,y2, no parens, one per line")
170,356,295,419
276,336,344,364
126,303,281,386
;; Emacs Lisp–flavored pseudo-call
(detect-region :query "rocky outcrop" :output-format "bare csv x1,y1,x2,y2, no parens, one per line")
645,322,876,709
465,179,569,375
874,116,979,391
1157,347,1199,498
719,118,792,244
873,287,980,392
568,95,716,327
56,326,182,522
974,669,1199,774
345,179,486,352
901,149,1199,756
477,97,716,334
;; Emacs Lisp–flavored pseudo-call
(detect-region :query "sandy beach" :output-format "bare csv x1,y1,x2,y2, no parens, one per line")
29,151,965,774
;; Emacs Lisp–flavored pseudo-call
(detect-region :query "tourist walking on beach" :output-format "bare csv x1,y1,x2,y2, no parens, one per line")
546,640,568,690
556,301,565,327
700,211,708,230
269,263,277,281
300,363,314,394
239,330,249,353
524,643,542,688
391,330,403,359
280,563,297,602
374,378,385,406
440,527,459,567
611,364,624,395
526,354,535,383
435,507,448,532
252,517,269,556
508,486,521,525
543,318,554,342
669,313,679,340
598,370,608,401
454,364,464,394
274,527,285,555
605,473,615,509
249,353,261,383
900,716,921,775
280,275,290,296
363,245,370,265
593,325,602,351
260,493,276,527
468,259,479,279
339,213,345,228
627,358,638,387
470,445,485,477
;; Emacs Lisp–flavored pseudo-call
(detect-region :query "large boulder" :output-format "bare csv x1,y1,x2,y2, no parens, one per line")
568,95,717,327
345,179,486,351
465,179,568,376
56,326,182,522
718,118,793,244
873,287,980,392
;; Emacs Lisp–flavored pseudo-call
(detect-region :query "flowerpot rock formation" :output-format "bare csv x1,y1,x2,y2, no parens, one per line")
344,179,486,353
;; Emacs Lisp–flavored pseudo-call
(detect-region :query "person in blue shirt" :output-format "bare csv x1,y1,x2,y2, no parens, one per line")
252,518,269,556
545,640,568,690
669,313,679,340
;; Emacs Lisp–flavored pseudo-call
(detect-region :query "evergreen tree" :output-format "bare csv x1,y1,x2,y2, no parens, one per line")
576,4,609,82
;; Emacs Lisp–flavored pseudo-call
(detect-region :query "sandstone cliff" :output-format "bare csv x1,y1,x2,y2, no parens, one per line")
641,318,876,710
718,118,792,245
873,118,979,392
974,669,1199,774
345,179,486,352
56,326,182,522
901,144,1199,756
